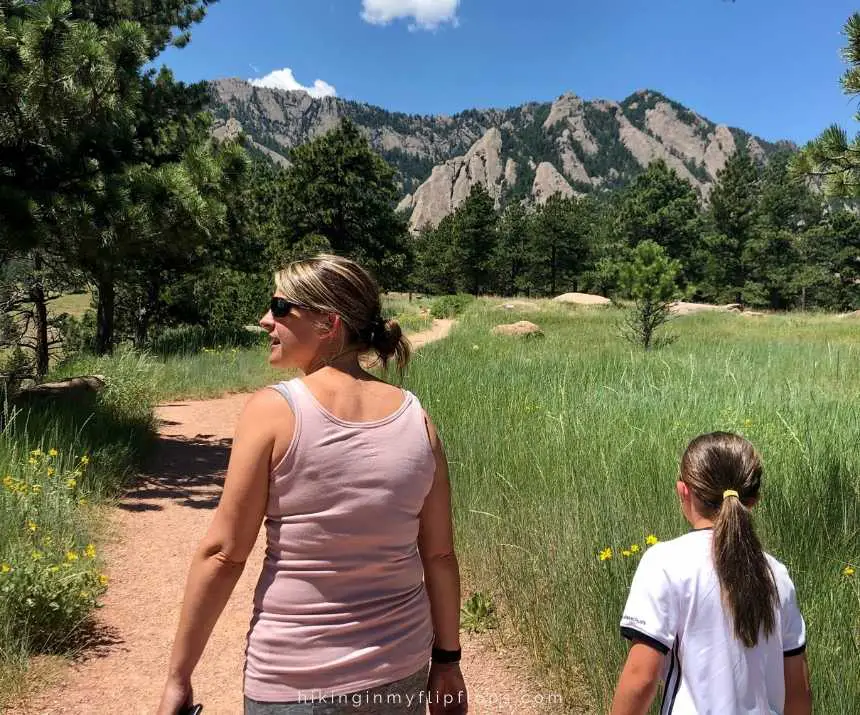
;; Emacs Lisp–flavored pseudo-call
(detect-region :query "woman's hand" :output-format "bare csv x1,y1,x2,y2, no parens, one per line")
155,675,192,715
428,662,468,714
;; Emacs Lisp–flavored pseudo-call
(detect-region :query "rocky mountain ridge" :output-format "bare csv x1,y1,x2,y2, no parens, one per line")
209,78,791,231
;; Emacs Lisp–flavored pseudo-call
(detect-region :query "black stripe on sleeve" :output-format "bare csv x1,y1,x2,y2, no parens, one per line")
620,626,670,655
784,643,807,657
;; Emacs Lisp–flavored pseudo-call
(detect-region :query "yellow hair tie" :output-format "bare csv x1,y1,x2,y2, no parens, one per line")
723,489,740,500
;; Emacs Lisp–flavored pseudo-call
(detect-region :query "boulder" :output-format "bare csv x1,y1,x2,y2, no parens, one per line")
552,292,611,306
491,321,543,337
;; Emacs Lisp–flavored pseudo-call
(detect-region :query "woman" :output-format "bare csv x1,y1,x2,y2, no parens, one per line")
157,255,467,714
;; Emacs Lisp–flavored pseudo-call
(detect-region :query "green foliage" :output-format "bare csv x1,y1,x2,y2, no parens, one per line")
405,306,859,710
582,104,642,185
460,592,499,634
792,13,860,198
453,185,498,295
613,160,701,284
281,119,411,288
430,294,475,319
619,241,680,350
0,446,108,653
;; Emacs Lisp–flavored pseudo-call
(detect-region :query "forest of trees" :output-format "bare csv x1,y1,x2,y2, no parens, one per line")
2,2,859,389
413,152,859,310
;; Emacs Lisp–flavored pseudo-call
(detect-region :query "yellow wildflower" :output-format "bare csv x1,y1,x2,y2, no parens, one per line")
49,565,59,573
645,534,659,546
32,484,42,495
47,467,55,477
65,551,79,562
79,590,89,599
3,475,13,488
84,544,96,559
622,550,632,558
78,498,88,506
28,457,38,466
98,574,109,587
66,478,77,490
598,547,613,562
80,455,90,466
743,419,753,428
31,550,44,561
48,448,58,458
27,520,38,532
1,563,11,574
630,544,641,554
42,535,53,547
844,566,856,577
30,449,43,458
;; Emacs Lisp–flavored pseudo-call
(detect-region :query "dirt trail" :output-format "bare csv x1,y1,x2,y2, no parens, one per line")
12,320,548,714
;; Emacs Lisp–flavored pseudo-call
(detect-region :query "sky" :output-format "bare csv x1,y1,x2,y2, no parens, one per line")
157,0,860,144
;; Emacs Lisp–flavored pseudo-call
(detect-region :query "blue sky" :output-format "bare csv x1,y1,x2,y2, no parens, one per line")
158,0,860,143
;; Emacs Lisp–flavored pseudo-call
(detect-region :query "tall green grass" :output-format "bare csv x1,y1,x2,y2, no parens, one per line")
403,302,859,712
0,351,158,701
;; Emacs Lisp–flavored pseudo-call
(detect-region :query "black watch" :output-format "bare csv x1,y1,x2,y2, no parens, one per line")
431,646,462,664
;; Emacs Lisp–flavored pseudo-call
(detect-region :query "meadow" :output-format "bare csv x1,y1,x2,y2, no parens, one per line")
402,302,859,712
1,298,857,712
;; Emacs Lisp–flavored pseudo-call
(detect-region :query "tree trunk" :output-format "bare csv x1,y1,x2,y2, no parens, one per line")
28,255,49,378
95,275,115,355
550,246,557,296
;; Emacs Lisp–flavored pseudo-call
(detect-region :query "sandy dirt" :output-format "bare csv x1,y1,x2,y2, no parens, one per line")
10,319,555,715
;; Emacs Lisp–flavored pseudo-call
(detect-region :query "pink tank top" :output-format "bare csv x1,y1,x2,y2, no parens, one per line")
243,378,436,702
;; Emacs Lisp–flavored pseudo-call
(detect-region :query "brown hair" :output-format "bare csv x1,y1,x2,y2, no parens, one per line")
274,254,410,373
680,432,778,648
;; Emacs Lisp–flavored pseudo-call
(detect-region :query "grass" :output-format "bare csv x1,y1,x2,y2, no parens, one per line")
400,300,859,712
0,351,157,705
48,292,92,320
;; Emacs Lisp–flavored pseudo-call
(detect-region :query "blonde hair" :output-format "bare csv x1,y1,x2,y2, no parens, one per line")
274,254,411,374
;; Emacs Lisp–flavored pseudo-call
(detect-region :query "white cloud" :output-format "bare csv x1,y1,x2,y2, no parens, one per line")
248,68,337,98
361,0,460,30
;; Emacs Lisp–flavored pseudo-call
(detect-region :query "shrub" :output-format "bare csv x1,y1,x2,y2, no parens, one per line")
430,293,475,319
0,450,107,654
146,324,266,357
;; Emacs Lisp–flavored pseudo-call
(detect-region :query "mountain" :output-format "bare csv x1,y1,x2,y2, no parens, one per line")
209,78,792,231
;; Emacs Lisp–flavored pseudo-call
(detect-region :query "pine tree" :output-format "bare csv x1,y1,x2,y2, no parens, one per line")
792,13,860,198
453,185,498,296
281,119,411,288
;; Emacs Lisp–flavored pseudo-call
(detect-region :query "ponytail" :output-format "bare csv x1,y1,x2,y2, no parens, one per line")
681,432,779,648
713,492,779,647
369,317,411,376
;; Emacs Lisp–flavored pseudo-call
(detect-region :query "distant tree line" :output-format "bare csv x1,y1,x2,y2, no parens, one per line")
412,152,859,312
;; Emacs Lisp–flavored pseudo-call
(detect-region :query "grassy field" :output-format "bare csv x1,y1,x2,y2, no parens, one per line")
400,301,859,712
3,299,857,710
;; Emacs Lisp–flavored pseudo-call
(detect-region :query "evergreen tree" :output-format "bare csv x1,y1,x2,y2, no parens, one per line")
792,13,860,198
489,202,532,296
619,241,681,350
453,185,498,296
699,150,761,303
613,161,701,284
526,195,594,296
281,119,411,288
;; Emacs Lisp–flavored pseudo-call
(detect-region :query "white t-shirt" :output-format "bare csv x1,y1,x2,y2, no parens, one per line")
619,529,806,715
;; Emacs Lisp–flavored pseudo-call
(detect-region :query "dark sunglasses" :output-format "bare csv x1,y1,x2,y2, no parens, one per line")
270,297,307,318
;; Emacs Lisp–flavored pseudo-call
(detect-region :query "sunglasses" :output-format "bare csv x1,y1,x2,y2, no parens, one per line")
270,297,310,318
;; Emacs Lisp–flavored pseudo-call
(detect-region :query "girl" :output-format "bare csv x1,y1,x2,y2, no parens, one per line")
157,255,467,714
611,432,812,715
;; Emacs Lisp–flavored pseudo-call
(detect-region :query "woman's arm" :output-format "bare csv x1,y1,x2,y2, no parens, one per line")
418,412,461,651
610,643,664,715
784,653,812,715
156,390,289,714
419,413,467,714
